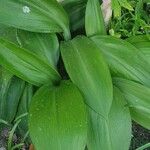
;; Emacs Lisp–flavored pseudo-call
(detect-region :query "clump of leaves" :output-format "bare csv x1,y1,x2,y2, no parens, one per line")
0,0,150,150
110,0,150,38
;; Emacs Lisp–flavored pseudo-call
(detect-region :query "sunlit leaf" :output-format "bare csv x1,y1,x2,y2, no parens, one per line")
29,80,87,150
111,0,121,17
118,0,133,11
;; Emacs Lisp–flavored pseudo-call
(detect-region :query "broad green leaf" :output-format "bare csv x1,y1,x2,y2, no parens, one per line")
87,87,131,150
61,36,113,117
29,80,87,150
114,78,150,129
85,0,106,36
0,24,18,44
17,30,59,67
16,83,33,136
127,35,150,62
0,38,61,86
0,0,70,40
126,35,150,43
0,69,25,123
91,35,150,87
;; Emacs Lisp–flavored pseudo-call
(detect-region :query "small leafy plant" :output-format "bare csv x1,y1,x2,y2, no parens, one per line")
0,0,150,150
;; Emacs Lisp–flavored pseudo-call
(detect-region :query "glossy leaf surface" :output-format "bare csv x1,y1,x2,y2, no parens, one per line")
29,80,87,150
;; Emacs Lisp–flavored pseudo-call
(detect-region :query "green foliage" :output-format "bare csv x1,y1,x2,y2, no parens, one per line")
0,0,149,150
0,38,60,86
91,35,150,87
29,81,87,150
114,78,150,129
0,0,71,40
61,36,113,117
110,0,150,38
17,30,59,67
85,0,106,36
87,87,131,150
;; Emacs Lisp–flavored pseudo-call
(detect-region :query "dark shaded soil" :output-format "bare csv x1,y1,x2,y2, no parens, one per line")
130,122,150,150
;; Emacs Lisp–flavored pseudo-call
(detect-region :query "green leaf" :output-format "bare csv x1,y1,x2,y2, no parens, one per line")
85,0,106,36
62,0,86,31
127,35,150,63
0,69,25,123
111,0,121,17
0,38,61,86
126,35,150,43
0,24,18,44
112,0,133,17
16,83,33,136
17,30,59,67
61,36,113,117
118,0,133,11
0,0,70,40
0,69,13,120
87,87,131,150
91,35,150,87
29,80,87,150
114,78,150,129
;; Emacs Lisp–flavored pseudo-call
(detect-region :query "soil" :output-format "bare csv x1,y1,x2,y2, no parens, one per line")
130,122,150,150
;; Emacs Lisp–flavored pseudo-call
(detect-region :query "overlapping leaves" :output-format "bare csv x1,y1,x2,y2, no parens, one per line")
87,87,131,150
61,35,113,117
0,0,70,40
17,30,59,67
0,38,60,86
91,35,150,87
114,78,150,129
